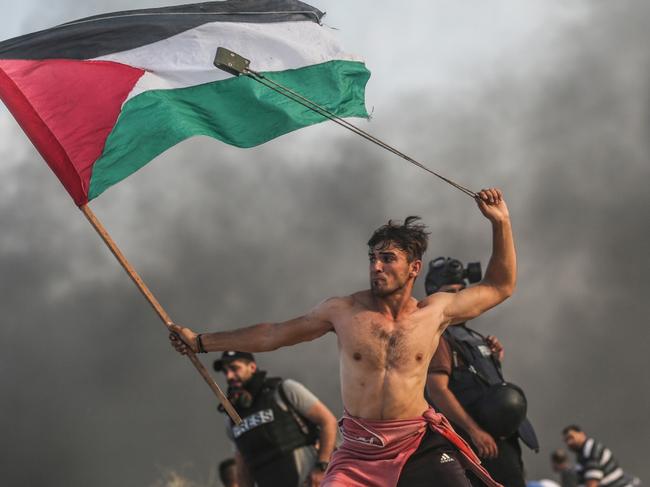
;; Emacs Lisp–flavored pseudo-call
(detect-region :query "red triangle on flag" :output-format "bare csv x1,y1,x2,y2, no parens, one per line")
0,59,144,205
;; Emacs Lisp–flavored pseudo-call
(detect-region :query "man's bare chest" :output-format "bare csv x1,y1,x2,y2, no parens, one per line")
336,311,438,369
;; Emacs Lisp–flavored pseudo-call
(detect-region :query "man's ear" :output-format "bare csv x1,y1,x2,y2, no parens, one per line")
250,362,257,373
410,259,422,277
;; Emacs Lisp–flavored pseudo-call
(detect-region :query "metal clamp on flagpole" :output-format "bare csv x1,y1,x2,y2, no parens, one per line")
214,47,251,76
213,47,478,199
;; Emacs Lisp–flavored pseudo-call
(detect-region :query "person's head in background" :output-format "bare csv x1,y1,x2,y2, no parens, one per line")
562,425,587,452
219,458,238,487
551,448,572,472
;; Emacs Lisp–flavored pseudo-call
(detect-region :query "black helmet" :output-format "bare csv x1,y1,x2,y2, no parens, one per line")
424,257,482,295
474,382,527,439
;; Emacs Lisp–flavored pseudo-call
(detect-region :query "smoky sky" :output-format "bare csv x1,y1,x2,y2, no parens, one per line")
1,1,649,486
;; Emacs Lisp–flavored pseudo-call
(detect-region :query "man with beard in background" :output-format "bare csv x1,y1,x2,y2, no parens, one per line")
563,425,641,487
213,351,337,487
171,188,512,487
425,257,538,487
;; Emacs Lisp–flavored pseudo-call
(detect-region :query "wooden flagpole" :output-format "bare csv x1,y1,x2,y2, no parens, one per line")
80,204,241,424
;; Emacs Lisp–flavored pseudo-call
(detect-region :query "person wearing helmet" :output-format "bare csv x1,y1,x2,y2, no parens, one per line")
425,257,539,487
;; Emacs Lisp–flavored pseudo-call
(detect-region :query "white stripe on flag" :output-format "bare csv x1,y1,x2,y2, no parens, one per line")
93,21,363,101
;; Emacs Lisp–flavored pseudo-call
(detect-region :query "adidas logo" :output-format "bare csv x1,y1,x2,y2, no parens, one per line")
440,453,455,464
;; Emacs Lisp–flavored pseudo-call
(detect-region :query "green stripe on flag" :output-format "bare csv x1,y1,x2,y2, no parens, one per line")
88,60,370,200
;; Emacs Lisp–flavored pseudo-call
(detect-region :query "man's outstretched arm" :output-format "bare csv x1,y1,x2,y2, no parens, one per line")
434,188,516,325
169,299,337,355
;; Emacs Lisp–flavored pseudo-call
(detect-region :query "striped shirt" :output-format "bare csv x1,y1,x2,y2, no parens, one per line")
576,438,632,487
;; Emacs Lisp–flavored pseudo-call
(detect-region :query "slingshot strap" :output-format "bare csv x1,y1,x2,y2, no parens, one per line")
246,68,478,199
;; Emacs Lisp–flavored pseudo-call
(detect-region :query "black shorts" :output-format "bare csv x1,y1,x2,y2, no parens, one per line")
396,429,473,487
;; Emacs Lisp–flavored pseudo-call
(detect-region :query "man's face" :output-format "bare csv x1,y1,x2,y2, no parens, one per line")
222,359,257,388
368,243,420,297
563,429,587,452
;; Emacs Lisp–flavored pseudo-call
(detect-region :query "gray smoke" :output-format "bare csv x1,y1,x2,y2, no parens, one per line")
1,1,649,486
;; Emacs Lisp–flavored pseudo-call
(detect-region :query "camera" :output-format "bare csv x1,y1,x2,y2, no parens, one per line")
424,257,482,295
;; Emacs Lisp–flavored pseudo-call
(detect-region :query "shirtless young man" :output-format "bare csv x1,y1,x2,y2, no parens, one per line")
170,188,514,487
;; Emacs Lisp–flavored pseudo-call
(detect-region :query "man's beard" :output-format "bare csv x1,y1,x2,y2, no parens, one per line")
370,285,391,297
227,375,252,388
370,278,408,297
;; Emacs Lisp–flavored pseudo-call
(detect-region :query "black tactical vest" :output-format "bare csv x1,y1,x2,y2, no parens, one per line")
230,377,317,471
445,325,504,407
443,325,539,451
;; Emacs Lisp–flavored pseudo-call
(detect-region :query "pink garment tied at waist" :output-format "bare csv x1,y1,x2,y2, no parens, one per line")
322,407,502,487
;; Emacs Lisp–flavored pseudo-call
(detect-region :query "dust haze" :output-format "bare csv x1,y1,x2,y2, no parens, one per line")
1,1,648,485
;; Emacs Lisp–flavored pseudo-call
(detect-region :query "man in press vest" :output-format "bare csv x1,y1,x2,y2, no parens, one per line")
214,351,337,487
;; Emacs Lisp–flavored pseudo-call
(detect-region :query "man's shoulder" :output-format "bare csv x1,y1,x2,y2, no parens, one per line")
413,294,452,325
320,292,368,311
349,290,373,306
276,378,320,415
280,378,311,393
419,290,454,309
587,437,606,454
308,296,353,321
579,438,602,460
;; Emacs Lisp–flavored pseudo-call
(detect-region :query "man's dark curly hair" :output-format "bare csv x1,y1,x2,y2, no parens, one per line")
562,424,583,435
367,216,430,262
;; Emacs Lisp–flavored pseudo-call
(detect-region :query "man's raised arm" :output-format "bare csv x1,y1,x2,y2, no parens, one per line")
169,298,337,355
437,188,516,325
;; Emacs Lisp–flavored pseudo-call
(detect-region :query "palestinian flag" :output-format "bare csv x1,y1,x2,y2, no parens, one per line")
0,0,370,206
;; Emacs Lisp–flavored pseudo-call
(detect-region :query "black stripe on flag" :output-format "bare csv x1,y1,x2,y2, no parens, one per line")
0,0,324,60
